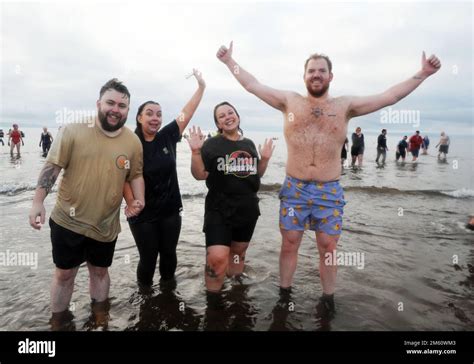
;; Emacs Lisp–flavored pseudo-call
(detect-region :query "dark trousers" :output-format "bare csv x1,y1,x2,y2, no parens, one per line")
376,148,387,163
129,212,182,285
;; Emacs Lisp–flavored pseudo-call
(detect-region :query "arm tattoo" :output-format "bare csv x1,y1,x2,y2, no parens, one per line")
37,163,60,194
413,76,423,80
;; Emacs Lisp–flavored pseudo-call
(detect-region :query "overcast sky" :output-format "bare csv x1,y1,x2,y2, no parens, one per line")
1,0,472,135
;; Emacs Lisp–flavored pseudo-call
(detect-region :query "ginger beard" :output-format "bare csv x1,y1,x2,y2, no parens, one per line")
305,76,331,98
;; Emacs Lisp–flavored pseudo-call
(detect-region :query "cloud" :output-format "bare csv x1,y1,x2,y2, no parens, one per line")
1,1,472,136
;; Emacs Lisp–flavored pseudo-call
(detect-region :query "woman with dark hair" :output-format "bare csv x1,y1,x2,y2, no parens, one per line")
187,101,275,292
123,69,205,287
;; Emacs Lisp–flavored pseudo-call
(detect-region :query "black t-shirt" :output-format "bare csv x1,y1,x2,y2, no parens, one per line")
397,140,408,152
201,134,261,227
352,133,365,148
41,132,52,145
377,134,387,150
129,120,182,224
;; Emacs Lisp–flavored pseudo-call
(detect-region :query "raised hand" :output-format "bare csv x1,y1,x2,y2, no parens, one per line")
192,68,206,88
216,41,233,64
187,125,206,152
421,51,441,77
258,138,275,161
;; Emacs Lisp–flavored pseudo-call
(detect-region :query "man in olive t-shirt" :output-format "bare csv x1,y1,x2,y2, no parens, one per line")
29,79,144,326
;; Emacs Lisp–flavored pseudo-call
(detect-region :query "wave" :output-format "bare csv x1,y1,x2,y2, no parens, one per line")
182,184,474,200
1,181,472,200
439,188,474,199
0,183,38,196
344,186,474,199
257,184,474,199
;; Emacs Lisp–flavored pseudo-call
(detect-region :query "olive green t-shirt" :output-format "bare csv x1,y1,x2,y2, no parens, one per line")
47,121,143,242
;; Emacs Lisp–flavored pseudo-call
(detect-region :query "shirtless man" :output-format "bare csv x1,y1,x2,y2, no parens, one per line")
217,41,441,317
435,131,450,161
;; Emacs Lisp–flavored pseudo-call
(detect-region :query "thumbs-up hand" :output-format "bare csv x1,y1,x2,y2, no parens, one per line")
216,41,233,64
421,51,441,77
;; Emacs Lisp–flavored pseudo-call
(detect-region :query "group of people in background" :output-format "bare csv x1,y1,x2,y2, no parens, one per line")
341,127,451,167
0,125,54,158
0,124,25,157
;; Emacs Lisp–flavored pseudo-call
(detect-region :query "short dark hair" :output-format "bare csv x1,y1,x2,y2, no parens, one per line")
99,78,130,100
304,53,332,73
382,129,387,133
416,130,420,134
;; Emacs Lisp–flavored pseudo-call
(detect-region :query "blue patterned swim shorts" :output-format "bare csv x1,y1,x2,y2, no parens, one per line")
279,176,346,235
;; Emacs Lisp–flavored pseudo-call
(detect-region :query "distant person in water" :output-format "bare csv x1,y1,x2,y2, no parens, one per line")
341,137,348,167
395,135,409,162
8,123,24,157
351,127,364,168
408,130,423,162
421,135,430,155
375,128,388,165
0,129,4,146
39,127,54,157
435,131,450,161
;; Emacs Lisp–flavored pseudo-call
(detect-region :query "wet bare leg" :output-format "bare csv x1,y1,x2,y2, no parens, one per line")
227,241,249,277
316,231,340,295
206,245,229,292
87,263,110,303
51,266,79,313
279,229,304,288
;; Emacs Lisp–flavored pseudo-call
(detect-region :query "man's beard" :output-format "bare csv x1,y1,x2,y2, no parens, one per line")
98,110,127,132
306,79,330,98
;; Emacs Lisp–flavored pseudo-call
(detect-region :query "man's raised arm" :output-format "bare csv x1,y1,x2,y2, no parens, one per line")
217,41,291,112
348,51,441,118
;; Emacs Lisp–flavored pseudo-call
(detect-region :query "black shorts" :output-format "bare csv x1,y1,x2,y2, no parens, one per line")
205,219,258,247
50,218,117,269
396,150,406,159
439,145,449,154
351,146,364,157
